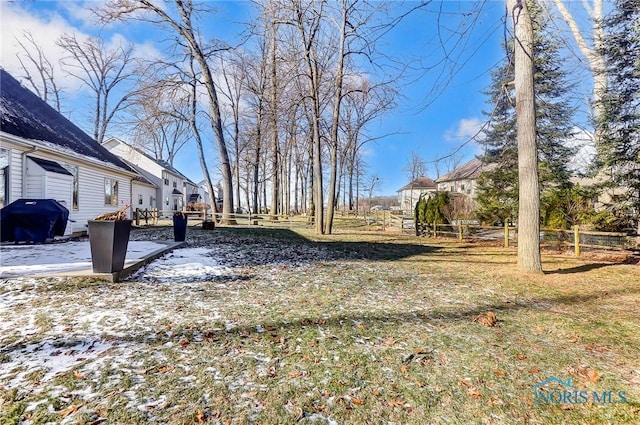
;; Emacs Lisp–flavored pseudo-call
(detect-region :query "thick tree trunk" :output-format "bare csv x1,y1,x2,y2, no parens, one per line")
509,0,543,272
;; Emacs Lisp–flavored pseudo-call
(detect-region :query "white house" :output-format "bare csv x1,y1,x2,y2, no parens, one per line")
436,158,488,198
102,137,199,216
0,69,138,234
397,176,437,213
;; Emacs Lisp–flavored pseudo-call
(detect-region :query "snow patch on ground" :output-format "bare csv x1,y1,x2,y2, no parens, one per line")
130,247,228,282
0,339,120,390
0,241,169,277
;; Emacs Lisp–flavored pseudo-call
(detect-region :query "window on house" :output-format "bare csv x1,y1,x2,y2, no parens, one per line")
104,178,118,206
138,194,143,205
0,148,9,208
164,178,169,185
62,164,79,210
150,196,155,208
165,196,169,206
173,181,177,188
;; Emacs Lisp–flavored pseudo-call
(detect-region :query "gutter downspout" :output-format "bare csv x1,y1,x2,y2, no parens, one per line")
21,146,38,196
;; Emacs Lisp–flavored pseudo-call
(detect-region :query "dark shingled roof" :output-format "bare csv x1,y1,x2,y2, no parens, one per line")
29,157,73,176
397,176,437,192
0,68,133,173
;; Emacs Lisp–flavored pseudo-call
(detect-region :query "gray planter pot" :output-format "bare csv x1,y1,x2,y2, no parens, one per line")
88,220,132,273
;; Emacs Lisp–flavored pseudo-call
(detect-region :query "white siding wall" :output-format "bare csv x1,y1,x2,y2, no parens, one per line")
26,175,45,198
46,173,73,208
73,166,131,233
132,183,157,210
9,147,23,204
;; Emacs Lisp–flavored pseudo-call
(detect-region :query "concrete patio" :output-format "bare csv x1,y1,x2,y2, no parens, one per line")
0,240,185,282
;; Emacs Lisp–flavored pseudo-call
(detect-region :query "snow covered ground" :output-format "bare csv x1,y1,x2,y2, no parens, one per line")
0,241,172,278
0,227,342,423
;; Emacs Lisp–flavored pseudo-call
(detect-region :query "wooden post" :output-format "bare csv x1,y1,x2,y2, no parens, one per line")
433,222,437,238
458,221,463,241
574,225,580,256
504,221,509,248
135,208,140,226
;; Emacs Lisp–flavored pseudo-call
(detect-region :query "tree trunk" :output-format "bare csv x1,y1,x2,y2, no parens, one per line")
269,18,280,218
187,60,217,218
509,0,542,273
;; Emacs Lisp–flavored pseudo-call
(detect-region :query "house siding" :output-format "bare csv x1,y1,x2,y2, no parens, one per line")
1,137,134,234
104,138,190,217
9,148,22,204
74,165,131,233
132,183,158,210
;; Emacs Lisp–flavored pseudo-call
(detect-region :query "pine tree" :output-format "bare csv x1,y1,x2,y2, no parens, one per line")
597,0,640,232
476,2,576,225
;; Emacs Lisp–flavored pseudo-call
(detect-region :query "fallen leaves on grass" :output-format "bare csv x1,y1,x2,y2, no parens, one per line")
158,365,175,373
459,378,482,399
474,311,498,327
59,403,82,416
381,336,396,346
569,365,601,383
288,370,307,379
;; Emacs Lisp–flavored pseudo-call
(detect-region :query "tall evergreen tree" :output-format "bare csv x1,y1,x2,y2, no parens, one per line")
597,0,640,232
476,2,576,225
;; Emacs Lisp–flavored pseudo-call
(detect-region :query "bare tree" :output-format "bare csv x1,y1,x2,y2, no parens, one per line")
99,0,235,223
444,153,464,174
341,80,395,211
14,31,62,112
219,54,248,213
404,150,428,181
128,82,191,165
291,0,326,234
57,33,137,144
508,0,542,272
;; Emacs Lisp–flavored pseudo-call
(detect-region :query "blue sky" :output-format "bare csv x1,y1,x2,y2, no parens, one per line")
0,1,593,197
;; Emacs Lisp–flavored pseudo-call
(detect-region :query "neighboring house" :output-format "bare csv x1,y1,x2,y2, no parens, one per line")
125,161,160,211
196,180,212,205
102,137,198,216
0,69,138,234
436,158,486,198
397,176,437,213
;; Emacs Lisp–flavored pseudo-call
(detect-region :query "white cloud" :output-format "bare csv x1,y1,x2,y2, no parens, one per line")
0,3,84,90
59,1,97,29
444,117,486,142
1,3,166,93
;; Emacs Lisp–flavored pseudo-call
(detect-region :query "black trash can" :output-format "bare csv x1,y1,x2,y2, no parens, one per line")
173,213,187,242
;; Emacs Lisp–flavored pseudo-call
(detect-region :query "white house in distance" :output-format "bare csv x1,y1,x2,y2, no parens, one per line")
102,137,199,216
0,69,138,234
436,158,487,198
397,176,437,213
